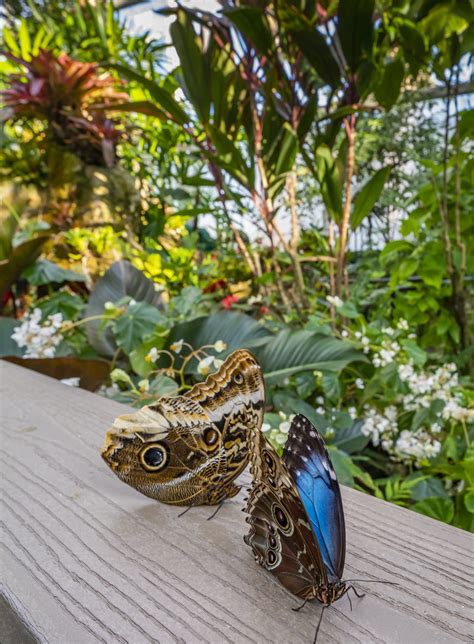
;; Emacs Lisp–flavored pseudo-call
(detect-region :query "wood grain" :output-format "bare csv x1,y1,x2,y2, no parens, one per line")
1,361,473,643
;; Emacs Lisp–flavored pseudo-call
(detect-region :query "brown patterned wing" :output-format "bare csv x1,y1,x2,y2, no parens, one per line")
185,349,265,485
244,427,328,600
101,395,228,505
101,349,264,506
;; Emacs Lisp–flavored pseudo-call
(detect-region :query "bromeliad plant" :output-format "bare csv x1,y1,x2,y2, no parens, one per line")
1,49,127,167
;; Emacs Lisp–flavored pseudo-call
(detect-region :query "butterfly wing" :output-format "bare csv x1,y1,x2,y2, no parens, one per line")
185,349,265,484
102,395,228,505
282,414,346,582
244,424,328,600
102,349,264,506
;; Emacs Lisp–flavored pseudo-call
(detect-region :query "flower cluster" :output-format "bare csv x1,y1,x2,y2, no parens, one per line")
11,308,64,358
262,412,296,447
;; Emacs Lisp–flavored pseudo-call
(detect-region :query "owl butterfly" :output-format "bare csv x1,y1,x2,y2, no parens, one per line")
244,414,361,639
102,349,265,507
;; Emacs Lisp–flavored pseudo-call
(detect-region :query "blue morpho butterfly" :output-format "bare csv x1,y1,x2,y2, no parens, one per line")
244,414,366,640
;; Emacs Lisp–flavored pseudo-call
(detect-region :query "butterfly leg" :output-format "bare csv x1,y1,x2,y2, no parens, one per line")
347,585,366,600
292,598,308,613
207,499,225,521
177,502,197,518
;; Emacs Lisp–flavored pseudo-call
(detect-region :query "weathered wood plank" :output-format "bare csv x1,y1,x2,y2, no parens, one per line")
1,361,473,643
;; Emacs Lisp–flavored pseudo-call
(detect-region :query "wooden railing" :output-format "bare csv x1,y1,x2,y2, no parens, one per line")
1,361,473,643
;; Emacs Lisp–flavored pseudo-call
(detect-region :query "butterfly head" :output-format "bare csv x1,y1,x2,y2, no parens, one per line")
316,581,347,606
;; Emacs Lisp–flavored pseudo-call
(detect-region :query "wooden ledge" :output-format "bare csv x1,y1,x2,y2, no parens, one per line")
1,361,473,643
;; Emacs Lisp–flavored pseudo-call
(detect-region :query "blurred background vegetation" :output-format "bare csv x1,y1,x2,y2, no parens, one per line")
0,0,473,529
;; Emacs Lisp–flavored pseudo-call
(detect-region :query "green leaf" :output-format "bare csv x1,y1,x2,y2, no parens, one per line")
0,317,24,357
408,476,449,502
86,261,164,358
413,497,454,524
254,330,367,384
337,0,374,72
321,371,341,402
224,7,273,54
170,9,210,123
23,259,86,286
333,420,370,454
401,340,427,367
327,447,355,486
315,145,343,222
114,302,164,353
374,58,405,110
129,331,167,378
351,167,391,229
421,5,468,44
464,490,474,513
167,311,273,362
291,26,340,88
111,65,188,125
272,392,328,431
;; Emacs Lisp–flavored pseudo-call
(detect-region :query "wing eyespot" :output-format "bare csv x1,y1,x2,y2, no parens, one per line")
233,371,244,385
140,442,169,472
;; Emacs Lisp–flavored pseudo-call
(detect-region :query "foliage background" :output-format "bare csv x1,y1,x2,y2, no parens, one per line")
1,0,473,530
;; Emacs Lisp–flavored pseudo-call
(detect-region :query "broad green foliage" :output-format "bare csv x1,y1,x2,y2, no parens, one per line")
1,0,473,531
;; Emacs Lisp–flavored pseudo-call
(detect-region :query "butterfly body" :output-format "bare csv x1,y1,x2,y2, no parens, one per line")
102,349,265,506
244,414,347,606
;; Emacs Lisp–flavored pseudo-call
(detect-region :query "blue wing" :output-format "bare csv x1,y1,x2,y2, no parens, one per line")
282,414,345,581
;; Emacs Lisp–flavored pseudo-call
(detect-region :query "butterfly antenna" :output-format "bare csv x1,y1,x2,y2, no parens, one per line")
344,578,399,586
313,606,325,644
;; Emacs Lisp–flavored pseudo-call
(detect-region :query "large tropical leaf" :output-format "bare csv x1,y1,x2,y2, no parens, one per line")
85,261,164,357
23,259,86,285
351,166,391,229
0,317,23,357
337,0,374,72
166,311,274,370
253,330,367,384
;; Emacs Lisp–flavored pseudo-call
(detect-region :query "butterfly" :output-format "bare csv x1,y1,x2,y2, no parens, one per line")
102,349,265,507
244,413,360,634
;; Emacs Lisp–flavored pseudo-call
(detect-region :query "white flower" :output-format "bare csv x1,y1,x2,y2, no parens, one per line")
261,423,272,433
214,340,227,353
355,331,362,339
327,295,343,308
382,326,395,336
129,299,137,306
341,330,349,338
197,355,215,376
278,411,287,421
138,379,150,392
11,309,64,358
316,406,325,415
355,378,364,390
361,336,370,346
104,301,115,310
60,377,80,387
170,339,184,354
348,406,357,419
316,396,324,404
275,434,287,445
146,347,159,363
279,421,291,434
397,318,409,330
213,359,224,369
408,333,416,339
